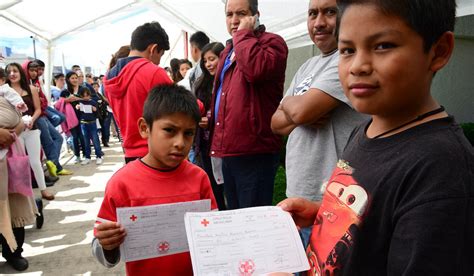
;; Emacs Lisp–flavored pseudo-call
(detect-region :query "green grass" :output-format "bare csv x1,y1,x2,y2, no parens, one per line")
272,165,287,205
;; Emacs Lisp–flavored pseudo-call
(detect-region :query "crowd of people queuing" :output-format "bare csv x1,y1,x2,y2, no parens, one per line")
0,58,121,270
1,0,473,274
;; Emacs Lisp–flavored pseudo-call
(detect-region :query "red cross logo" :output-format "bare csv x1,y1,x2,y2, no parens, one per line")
239,259,256,275
201,219,210,227
130,214,137,222
157,241,170,253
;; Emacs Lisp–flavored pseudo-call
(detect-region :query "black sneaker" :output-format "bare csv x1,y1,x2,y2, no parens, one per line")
45,175,59,183
36,199,44,229
6,256,29,271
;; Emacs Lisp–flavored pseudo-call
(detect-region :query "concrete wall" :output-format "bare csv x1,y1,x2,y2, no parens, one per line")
431,15,474,123
284,15,474,123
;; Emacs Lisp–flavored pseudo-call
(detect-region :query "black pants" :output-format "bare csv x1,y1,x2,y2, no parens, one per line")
0,227,25,260
222,153,280,209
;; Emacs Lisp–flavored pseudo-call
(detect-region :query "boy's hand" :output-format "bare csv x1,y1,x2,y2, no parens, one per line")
94,222,127,251
92,106,97,112
75,105,80,110
277,198,320,229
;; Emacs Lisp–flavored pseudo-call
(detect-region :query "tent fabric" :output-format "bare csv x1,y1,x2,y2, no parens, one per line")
1,0,473,73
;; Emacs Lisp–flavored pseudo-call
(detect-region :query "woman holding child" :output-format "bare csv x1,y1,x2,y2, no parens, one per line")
61,71,87,164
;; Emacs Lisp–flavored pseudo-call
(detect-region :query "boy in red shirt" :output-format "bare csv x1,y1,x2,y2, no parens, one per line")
92,84,217,275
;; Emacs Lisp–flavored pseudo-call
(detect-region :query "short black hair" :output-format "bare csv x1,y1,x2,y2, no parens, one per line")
337,0,456,52
54,73,64,79
143,84,201,130
190,31,210,51
34,59,45,67
131,21,170,52
71,65,80,70
226,0,258,15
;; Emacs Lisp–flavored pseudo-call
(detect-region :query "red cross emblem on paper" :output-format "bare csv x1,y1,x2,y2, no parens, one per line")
157,241,170,253
130,214,137,222
239,259,256,275
201,219,210,227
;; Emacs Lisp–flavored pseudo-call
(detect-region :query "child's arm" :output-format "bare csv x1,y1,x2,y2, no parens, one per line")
92,221,126,267
2,86,28,112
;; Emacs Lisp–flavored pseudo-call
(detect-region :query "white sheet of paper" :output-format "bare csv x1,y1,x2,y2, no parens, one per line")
185,206,310,276
117,199,211,262
79,103,93,113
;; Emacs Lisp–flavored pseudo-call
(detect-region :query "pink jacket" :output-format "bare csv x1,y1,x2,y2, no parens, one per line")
54,98,78,136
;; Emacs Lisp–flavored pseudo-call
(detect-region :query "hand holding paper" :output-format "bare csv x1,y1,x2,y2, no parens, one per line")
185,206,309,276
116,199,211,262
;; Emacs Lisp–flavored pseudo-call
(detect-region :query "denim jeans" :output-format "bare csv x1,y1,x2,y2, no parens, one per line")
35,116,64,171
222,153,280,209
99,112,112,144
45,106,66,127
81,121,103,159
70,125,86,158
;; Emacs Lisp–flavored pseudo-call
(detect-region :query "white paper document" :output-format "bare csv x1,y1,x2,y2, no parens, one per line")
185,206,310,276
79,103,93,113
116,199,211,262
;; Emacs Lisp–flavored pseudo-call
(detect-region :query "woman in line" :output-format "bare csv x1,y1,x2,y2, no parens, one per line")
61,71,86,164
193,42,227,210
6,63,55,201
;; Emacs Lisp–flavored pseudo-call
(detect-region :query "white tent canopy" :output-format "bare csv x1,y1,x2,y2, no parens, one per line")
0,0,311,74
1,0,473,90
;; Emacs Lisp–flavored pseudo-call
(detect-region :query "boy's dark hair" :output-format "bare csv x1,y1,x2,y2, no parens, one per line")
0,67,5,81
78,86,91,98
131,22,170,53
143,84,201,130
71,65,80,70
190,31,210,51
54,73,64,80
337,0,456,52
34,59,45,67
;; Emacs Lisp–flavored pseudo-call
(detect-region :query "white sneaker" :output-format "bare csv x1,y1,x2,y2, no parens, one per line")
96,157,103,165
73,156,81,164
81,158,91,165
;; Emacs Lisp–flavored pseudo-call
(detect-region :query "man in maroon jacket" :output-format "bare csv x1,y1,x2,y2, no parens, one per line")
104,21,172,163
210,0,288,209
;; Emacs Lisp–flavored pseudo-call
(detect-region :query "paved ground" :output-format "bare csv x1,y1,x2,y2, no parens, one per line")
0,139,126,275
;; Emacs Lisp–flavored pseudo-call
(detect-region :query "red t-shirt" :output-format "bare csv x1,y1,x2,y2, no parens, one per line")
96,160,217,276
